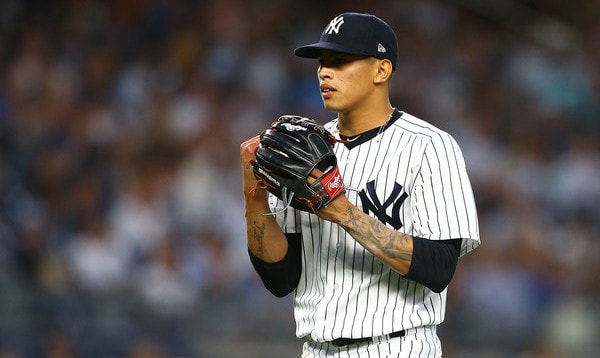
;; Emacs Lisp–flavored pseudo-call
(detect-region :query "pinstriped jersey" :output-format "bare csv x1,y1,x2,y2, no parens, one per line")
269,109,480,343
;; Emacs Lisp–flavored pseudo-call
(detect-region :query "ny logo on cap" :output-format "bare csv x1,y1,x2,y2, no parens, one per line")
324,15,344,35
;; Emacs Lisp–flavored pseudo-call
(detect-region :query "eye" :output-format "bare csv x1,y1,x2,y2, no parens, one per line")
319,56,351,68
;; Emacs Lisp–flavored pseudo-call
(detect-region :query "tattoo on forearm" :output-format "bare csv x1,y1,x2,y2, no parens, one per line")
251,221,266,257
340,206,412,264
343,205,363,228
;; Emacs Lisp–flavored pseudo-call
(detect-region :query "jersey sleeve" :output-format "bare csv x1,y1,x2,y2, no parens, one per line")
412,133,480,256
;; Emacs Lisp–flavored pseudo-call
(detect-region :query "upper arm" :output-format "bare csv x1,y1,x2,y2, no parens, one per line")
405,238,462,293
413,135,479,253
248,233,303,297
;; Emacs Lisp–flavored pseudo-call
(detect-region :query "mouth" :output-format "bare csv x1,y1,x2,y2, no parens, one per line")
320,84,336,98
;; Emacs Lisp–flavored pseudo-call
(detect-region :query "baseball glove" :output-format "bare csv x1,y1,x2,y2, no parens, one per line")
253,115,345,213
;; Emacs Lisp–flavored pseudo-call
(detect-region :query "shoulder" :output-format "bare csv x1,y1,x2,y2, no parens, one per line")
395,112,448,137
394,111,460,147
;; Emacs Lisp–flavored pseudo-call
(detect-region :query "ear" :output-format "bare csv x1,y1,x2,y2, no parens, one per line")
373,59,393,84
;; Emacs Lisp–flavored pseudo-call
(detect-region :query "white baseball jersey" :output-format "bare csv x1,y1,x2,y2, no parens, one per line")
269,109,480,345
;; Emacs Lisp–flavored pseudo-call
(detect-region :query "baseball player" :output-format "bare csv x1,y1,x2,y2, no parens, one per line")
240,12,480,357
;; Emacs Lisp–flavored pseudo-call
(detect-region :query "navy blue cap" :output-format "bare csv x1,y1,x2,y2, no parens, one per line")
294,13,398,70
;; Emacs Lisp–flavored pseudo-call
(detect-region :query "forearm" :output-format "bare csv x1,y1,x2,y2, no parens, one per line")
245,191,288,263
321,196,461,291
241,134,301,295
325,197,413,275
245,192,302,297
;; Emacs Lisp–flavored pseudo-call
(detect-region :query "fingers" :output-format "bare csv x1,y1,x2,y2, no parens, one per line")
240,135,260,154
241,136,262,195
240,136,260,164
307,168,323,184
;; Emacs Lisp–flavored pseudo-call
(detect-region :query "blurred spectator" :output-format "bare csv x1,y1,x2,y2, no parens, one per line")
107,144,177,265
127,340,168,358
65,214,128,294
42,330,76,358
134,237,197,318
181,227,237,298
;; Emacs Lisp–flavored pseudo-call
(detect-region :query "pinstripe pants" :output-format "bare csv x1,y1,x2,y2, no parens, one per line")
301,326,441,358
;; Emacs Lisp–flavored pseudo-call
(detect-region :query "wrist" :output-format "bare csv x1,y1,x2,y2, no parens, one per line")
245,188,268,205
316,194,351,222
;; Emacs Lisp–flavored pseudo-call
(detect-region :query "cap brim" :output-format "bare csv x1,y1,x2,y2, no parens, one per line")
294,42,368,58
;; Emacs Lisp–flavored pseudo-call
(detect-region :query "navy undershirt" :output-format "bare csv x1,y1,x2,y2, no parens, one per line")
249,234,461,296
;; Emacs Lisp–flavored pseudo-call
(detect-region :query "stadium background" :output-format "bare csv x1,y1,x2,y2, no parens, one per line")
0,0,599,357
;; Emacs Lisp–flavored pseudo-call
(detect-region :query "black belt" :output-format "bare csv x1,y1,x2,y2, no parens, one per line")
330,330,405,347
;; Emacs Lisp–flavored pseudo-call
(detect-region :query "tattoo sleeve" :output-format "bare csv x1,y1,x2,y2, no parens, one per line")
338,205,413,274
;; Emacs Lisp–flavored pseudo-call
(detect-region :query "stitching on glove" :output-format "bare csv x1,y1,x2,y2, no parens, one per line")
249,179,270,196
297,196,317,213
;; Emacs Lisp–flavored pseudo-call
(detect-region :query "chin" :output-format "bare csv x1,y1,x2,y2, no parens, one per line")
322,101,342,113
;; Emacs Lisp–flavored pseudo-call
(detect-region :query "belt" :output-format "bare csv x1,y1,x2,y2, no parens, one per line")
330,330,405,347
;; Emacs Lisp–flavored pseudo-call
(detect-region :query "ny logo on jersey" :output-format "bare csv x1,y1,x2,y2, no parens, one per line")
324,15,344,35
358,180,408,230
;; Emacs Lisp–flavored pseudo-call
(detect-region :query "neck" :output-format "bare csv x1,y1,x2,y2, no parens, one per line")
337,104,394,136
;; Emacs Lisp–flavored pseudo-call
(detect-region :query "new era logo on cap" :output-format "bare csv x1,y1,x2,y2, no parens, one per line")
294,12,398,70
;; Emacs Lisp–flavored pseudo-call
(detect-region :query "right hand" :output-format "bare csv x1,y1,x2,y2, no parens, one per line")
240,135,261,197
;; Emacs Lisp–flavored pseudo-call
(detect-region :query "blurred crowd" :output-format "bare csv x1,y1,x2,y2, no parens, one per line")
0,0,599,357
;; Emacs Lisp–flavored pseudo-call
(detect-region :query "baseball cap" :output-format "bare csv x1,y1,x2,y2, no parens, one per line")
294,12,398,70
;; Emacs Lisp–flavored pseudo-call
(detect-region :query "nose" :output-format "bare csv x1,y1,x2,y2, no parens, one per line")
318,65,332,80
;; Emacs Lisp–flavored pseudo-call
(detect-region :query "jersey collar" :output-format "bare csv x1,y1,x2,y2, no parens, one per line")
339,108,402,150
